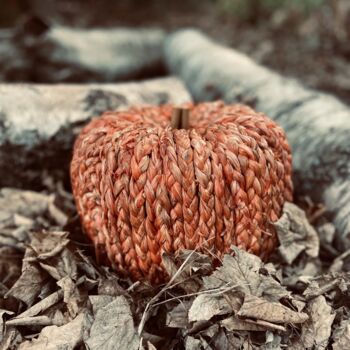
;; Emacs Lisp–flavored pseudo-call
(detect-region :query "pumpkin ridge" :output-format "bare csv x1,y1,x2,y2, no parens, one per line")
165,128,185,253
173,128,199,251
144,129,164,283
115,129,142,279
190,128,216,252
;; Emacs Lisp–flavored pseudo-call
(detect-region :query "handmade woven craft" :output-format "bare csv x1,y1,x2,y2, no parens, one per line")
71,101,293,283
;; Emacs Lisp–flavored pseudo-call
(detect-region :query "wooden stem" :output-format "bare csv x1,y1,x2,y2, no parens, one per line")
171,107,190,129
171,107,182,129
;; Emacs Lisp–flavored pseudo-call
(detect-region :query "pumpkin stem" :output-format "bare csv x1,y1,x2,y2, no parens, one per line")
171,107,190,129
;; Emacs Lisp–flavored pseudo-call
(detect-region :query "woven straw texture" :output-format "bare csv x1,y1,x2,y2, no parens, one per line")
71,101,293,283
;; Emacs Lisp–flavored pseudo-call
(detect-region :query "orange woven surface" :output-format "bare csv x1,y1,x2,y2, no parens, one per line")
71,101,293,283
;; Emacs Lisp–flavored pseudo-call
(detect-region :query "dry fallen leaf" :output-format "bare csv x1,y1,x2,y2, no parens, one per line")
57,276,83,318
30,231,70,260
5,246,48,306
274,202,319,264
98,276,129,297
185,336,202,350
162,252,206,294
0,247,21,289
0,188,51,220
188,293,233,322
301,295,335,349
0,326,23,350
86,295,140,350
332,319,350,350
261,331,282,350
13,289,63,319
18,312,92,350
209,328,229,350
221,316,267,332
0,309,14,343
203,247,289,302
166,300,190,328
237,294,308,325
0,188,68,251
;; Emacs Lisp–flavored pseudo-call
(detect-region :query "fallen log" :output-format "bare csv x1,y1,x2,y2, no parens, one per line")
165,29,350,248
0,77,191,188
0,17,166,82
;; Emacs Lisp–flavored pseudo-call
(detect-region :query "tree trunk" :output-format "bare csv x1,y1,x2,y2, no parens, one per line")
0,77,191,188
165,29,350,247
0,19,166,82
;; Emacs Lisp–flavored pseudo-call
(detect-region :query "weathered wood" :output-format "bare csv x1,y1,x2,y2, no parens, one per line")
165,29,350,247
0,19,166,82
0,77,191,188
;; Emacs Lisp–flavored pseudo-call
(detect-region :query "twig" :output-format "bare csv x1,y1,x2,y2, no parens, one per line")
13,290,64,319
305,279,341,301
152,282,240,308
137,250,196,336
6,315,53,327
127,281,141,292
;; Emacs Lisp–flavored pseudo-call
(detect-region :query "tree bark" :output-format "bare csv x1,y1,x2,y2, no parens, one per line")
165,29,350,247
0,77,191,188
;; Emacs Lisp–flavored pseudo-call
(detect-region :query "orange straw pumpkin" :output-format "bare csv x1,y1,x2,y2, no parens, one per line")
71,101,292,283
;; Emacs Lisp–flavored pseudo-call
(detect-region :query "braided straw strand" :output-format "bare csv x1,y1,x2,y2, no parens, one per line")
71,101,293,283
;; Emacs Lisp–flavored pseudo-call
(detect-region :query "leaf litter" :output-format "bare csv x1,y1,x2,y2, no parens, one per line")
0,181,348,350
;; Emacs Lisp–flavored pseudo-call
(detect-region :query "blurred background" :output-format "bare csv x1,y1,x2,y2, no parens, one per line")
1,0,349,103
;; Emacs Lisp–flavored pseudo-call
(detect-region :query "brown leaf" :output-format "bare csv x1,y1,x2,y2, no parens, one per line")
0,188,50,221
221,316,267,332
75,250,100,280
203,247,289,302
89,295,114,312
209,328,229,350
0,326,22,350
146,341,157,350
0,309,14,343
274,202,319,264
0,247,21,288
29,231,79,281
261,332,282,350
30,231,70,260
303,273,350,300
5,247,48,306
332,320,350,350
178,250,212,274
301,295,335,349
47,200,68,227
188,293,233,322
86,295,140,350
166,301,190,328
57,276,84,318
39,247,78,281
237,295,308,325
98,277,129,297
185,336,202,350
162,253,202,294
17,312,92,350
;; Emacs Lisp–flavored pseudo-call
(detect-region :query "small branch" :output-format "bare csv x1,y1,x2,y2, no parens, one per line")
137,250,196,336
